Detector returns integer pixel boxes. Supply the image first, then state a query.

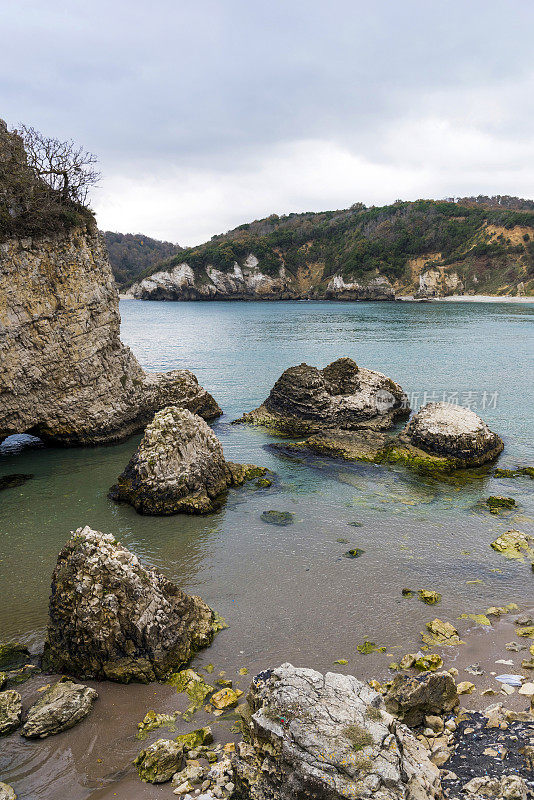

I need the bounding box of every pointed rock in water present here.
[0,690,22,735]
[110,406,266,515]
[384,671,459,726]
[44,526,221,682]
[235,357,409,434]
[232,663,443,800]
[0,126,221,447]
[402,402,504,467]
[21,679,97,738]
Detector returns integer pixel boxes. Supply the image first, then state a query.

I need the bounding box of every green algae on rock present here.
[418,589,442,605]
[421,619,464,647]
[490,529,534,561]
[174,725,213,751]
[494,467,534,479]
[260,510,294,526]
[0,644,30,671]
[459,613,492,626]
[134,738,183,783]
[343,548,365,559]
[110,406,268,515]
[136,710,177,739]
[44,527,221,683]
[167,669,214,719]
[486,496,516,510]
[357,641,386,655]
[0,474,33,491]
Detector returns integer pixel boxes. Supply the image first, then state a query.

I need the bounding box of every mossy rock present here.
[0,643,30,671]
[494,467,534,479]
[356,641,386,655]
[137,710,177,739]
[343,548,365,559]
[418,589,441,605]
[260,510,294,526]
[490,529,534,561]
[343,723,374,751]
[134,738,183,783]
[459,613,491,626]
[486,496,516,509]
[174,725,213,751]
[166,669,214,718]
[210,687,241,710]
[421,619,464,647]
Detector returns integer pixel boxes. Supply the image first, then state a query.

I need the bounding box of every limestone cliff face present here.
[0,225,221,445]
[126,254,395,301]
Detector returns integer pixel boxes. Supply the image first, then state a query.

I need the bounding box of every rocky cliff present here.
[0,226,220,444]
[124,198,534,301]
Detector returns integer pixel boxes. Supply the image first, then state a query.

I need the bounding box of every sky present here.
[2,0,534,245]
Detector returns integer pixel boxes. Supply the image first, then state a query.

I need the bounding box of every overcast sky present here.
[2,0,534,244]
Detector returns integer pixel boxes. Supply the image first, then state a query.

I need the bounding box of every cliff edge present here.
[0,123,220,445]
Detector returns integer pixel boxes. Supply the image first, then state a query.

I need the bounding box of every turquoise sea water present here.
[0,299,533,800]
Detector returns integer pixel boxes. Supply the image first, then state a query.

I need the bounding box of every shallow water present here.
[1,299,533,799]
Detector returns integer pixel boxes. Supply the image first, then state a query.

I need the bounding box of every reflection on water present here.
[0,299,533,799]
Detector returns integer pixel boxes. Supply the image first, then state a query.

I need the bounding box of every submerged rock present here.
[384,671,459,726]
[0,690,22,735]
[134,737,183,783]
[44,526,222,682]
[494,467,534,479]
[402,403,503,467]
[21,679,97,738]
[260,510,294,526]
[0,474,33,491]
[110,406,266,515]
[233,663,443,800]
[0,644,30,671]
[235,357,409,434]
[486,496,516,510]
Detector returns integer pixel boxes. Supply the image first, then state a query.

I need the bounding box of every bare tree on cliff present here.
[17,124,100,207]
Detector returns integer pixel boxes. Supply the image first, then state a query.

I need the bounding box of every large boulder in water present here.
[235,357,409,434]
[233,663,443,800]
[44,526,223,682]
[109,406,266,514]
[402,402,503,467]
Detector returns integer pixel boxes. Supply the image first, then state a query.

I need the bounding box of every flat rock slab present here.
[21,679,98,739]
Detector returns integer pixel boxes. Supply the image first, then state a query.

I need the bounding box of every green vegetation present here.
[103,231,181,285]
[126,197,534,294]
[343,723,374,751]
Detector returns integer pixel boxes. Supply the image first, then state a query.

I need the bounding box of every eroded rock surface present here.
[384,671,459,727]
[233,663,443,800]
[44,526,221,682]
[0,124,220,447]
[134,737,183,783]
[110,406,267,514]
[401,403,503,467]
[0,782,16,800]
[0,690,22,735]
[236,358,409,434]
[21,679,97,738]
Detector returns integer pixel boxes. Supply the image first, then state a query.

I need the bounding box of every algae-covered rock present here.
[136,710,177,738]
[0,782,16,800]
[174,725,213,750]
[459,613,491,626]
[494,467,534,479]
[384,671,459,726]
[357,641,386,655]
[402,403,503,467]
[419,589,442,605]
[343,548,365,559]
[260,510,294,526]
[167,668,214,718]
[486,496,516,510]
[21,679,97,738]
[110,406,265,515]
[0,690,22,735]
[211,687,241,710]
[233,663,442,800]
[399,653,444,672]
[490,530,534,561]
[134,737,183,783]
[44,527,220,682]
[0,644,30,671]
[0,474,33,491]
[235,358,409,434]
[422,619,464,647]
